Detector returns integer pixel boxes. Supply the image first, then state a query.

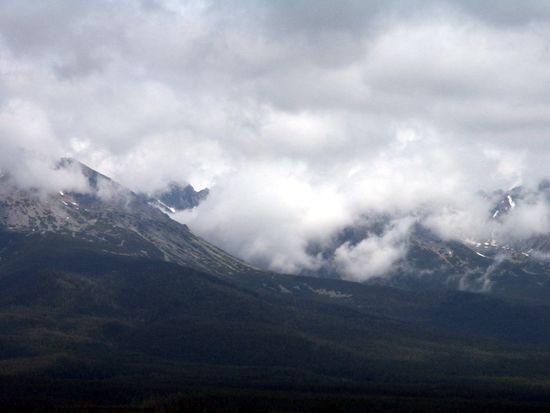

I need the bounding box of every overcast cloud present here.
[2,1,550,277]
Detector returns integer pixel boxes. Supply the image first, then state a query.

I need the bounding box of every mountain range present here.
[302,186,550,306]
[0,160,550,412]
[144,182,209,214]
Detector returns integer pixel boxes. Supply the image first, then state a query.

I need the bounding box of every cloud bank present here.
[2,1,550,278]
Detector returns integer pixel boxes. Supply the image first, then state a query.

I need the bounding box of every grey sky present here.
[2,0,550,275]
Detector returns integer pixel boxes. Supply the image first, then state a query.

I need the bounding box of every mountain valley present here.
[0,162,549,411]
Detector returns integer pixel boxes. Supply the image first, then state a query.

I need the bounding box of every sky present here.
[2,0,550,278]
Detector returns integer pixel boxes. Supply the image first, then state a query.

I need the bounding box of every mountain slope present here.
[0,159,252,276]
[309,197,550,305]
[1,161,550,410]
[1,229,550,407]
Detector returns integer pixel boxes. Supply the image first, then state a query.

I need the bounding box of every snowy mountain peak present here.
[0,160,252,276]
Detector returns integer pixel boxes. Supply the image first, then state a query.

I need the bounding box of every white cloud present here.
[334,218,414,281]
[2,1,550,275]
[176,160,350,273]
